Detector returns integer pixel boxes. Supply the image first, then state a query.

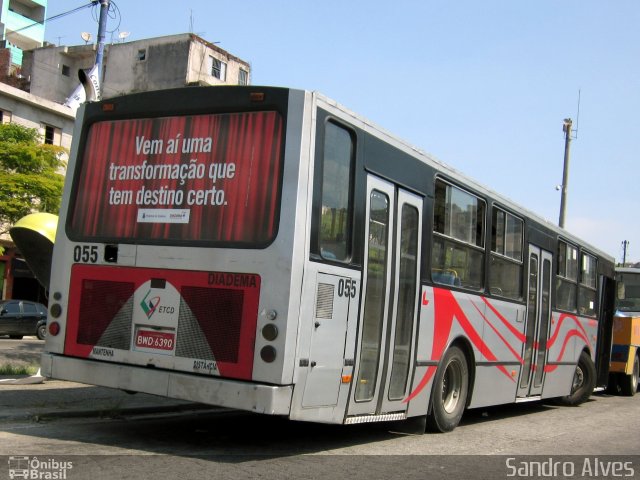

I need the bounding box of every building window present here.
[556,240,578,312]
[0,109,11,124]
[489,207,523,299]
[238,69,248,85]
[137,49,147,61]
[209,56,227,80]
[62,64,70,76]
[432,179,486,290]
[43,124,61,146]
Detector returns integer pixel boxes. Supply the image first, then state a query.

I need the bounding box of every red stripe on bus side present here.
[482,297,527,343]
[404,288,514,404]
[470,299,523,363]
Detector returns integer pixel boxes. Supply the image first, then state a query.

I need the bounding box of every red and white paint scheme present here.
[41,86,615,432]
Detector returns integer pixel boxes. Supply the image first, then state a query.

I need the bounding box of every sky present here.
[42,1,640,264]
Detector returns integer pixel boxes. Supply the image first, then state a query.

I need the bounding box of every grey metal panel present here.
[468,366,519,408]
[301,275,350,408]
[468,299,526,408]
[289,262,361,424]
[249,88,311,386]
[45,103,89,356]
[42,352,293,415]
[540,364,576,399]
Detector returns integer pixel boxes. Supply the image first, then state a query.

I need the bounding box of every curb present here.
[0,373,45,385]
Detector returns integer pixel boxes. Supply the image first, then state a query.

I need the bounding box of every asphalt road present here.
[1,338,639,479]
[1,387,639,479]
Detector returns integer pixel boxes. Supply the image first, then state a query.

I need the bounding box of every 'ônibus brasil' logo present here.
[140,290,161,319]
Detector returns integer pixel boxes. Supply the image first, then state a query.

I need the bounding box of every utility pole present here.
[622,240,630,266]
[558,118,573,228]
[64,0,109,108]
[94,0,110,86]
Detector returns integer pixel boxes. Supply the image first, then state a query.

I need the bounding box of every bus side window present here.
[489,207,524,300]
[431,179,486,290]
[578,252,597,317]
[556,240,578,312]
[319,121,355,262]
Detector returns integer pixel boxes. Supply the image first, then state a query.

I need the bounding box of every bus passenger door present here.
[348,175,422,418]
[517,245,553,398]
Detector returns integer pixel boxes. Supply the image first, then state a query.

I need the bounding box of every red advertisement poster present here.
[70,111,284,244]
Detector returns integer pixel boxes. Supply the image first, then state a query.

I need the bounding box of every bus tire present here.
[557,351,596,406]
[620,354,639,397]
[426,346,469,433]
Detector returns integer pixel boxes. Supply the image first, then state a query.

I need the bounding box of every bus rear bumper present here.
[40,353,293,416]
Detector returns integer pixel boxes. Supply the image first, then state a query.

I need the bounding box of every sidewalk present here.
[0,340,222,422]
[0,376,211,422]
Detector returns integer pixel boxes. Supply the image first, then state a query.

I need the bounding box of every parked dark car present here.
[0,300,48,340]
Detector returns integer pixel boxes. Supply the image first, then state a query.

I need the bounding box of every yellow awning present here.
[10,213,59,289]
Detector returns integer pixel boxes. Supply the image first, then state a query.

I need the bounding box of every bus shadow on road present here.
[459,400,558,427]
[0,394,601,459]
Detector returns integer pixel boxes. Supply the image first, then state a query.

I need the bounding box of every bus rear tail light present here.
[260,346,276,363]
[261,324,278,341]
[49,321,61,336]
[50,303,62,318]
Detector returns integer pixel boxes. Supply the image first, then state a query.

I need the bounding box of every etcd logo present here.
[140,290,161,319]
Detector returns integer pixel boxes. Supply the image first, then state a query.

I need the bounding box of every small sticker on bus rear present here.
[137,209,190,224]
[193,359,218,374]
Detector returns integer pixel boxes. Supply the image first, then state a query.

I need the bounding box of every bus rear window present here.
[69,111,284,246]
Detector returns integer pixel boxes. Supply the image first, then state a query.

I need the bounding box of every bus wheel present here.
[426,346,469,433]
[620,354,639,397]
[558,351,596,406]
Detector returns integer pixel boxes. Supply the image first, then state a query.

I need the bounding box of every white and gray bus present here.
[41,86,616,432]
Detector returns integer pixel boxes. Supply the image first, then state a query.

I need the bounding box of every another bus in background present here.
[610,267,640,396]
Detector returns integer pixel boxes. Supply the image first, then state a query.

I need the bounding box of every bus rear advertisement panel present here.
[69,111,284,245]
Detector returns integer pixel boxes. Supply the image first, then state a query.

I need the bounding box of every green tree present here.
[0,123,67,235]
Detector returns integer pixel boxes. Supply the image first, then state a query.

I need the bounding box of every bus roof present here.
[311,89,614,264]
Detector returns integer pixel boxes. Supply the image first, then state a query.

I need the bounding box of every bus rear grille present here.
[75,282,245,363]
[177,286,244,363]
[77,279,134,349]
